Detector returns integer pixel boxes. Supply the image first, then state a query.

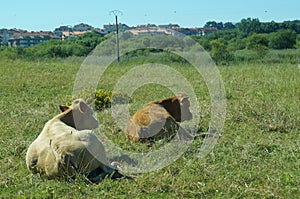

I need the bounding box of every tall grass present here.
[0,58,299,198]
[234,49,300,64]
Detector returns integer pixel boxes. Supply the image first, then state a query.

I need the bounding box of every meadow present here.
[0,57,299,198]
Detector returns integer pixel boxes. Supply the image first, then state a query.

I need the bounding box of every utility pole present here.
[109,10,122,62]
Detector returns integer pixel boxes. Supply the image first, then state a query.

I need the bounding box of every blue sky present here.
[2,0,299,31]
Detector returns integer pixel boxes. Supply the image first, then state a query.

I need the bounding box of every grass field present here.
[0,57,299,198]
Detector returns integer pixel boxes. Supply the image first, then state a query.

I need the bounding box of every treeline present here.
[204,18,300,34]
[198,18,300,51]
[195,28,298,51]
[0,31,105,60]
[194,18,300,65]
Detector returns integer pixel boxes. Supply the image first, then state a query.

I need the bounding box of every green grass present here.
[0,58,299,198]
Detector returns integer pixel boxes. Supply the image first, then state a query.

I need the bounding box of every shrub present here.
[69,88,132,111]
[269,29,297,49]
[253,45,269,59]
[94,89,112,110]
[227,38,247,51]
[0,47,18,59]
[247,33,269,49]
[210,40,233,65]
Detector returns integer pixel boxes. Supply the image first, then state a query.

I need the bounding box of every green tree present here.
[269,29,297,49]
[204,21,217,28]
[280,20,300,34]
[261,21,279,33]
[224,22,236,30]
[196,37,211,51]
[204,21,224,30]
[237,18,262,35]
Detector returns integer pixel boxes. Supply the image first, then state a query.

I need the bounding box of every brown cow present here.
[26,99,124,183]
[125,93,193,142]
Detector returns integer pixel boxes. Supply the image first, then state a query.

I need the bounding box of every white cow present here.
[26,99,123,183]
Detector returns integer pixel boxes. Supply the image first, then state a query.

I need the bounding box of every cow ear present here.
[176,93,188,104]
[79,101,88,113]
[59,105,69,112]
[176,93,189,105]
[180,96,189,102]
[176,93,183,102]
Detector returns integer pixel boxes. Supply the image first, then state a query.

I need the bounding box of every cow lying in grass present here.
[125,93,193,142]
[26,99,124,183]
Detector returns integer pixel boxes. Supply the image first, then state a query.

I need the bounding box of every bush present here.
[227,38,247,51]
[210,40,233,65]
[95,89,132,110]
[94,89,112,110]
[254,45,269,59]
[0,47,18,59]
[269,29,297,49]
[233,50,258,62]
[296,34,300,49]
[69,88,132,111]
[247,33,269,49]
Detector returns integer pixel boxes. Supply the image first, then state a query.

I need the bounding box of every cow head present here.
[176,93,193,122]
[156,92,193,122]
[59,99,99,130]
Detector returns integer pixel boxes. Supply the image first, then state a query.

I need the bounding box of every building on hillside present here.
[73,23,94,31]
[134,24,158,30]
[129,23,181,35]
[174,27,218,36]
[129,28,172,36]
[8,31,60,47]
[158,24,180,29]
[128,24,218,37]
[175,28,202,36]
[93,28,107,35]
[54,23,96,38]
[54,25,72,37]
[54,25,71,32]
[61,30,92,40]
[0,28,27,44]
[200,27,218,36]
[103,23,130,33]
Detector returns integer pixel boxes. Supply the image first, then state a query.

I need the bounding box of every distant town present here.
[0,23,218,47]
